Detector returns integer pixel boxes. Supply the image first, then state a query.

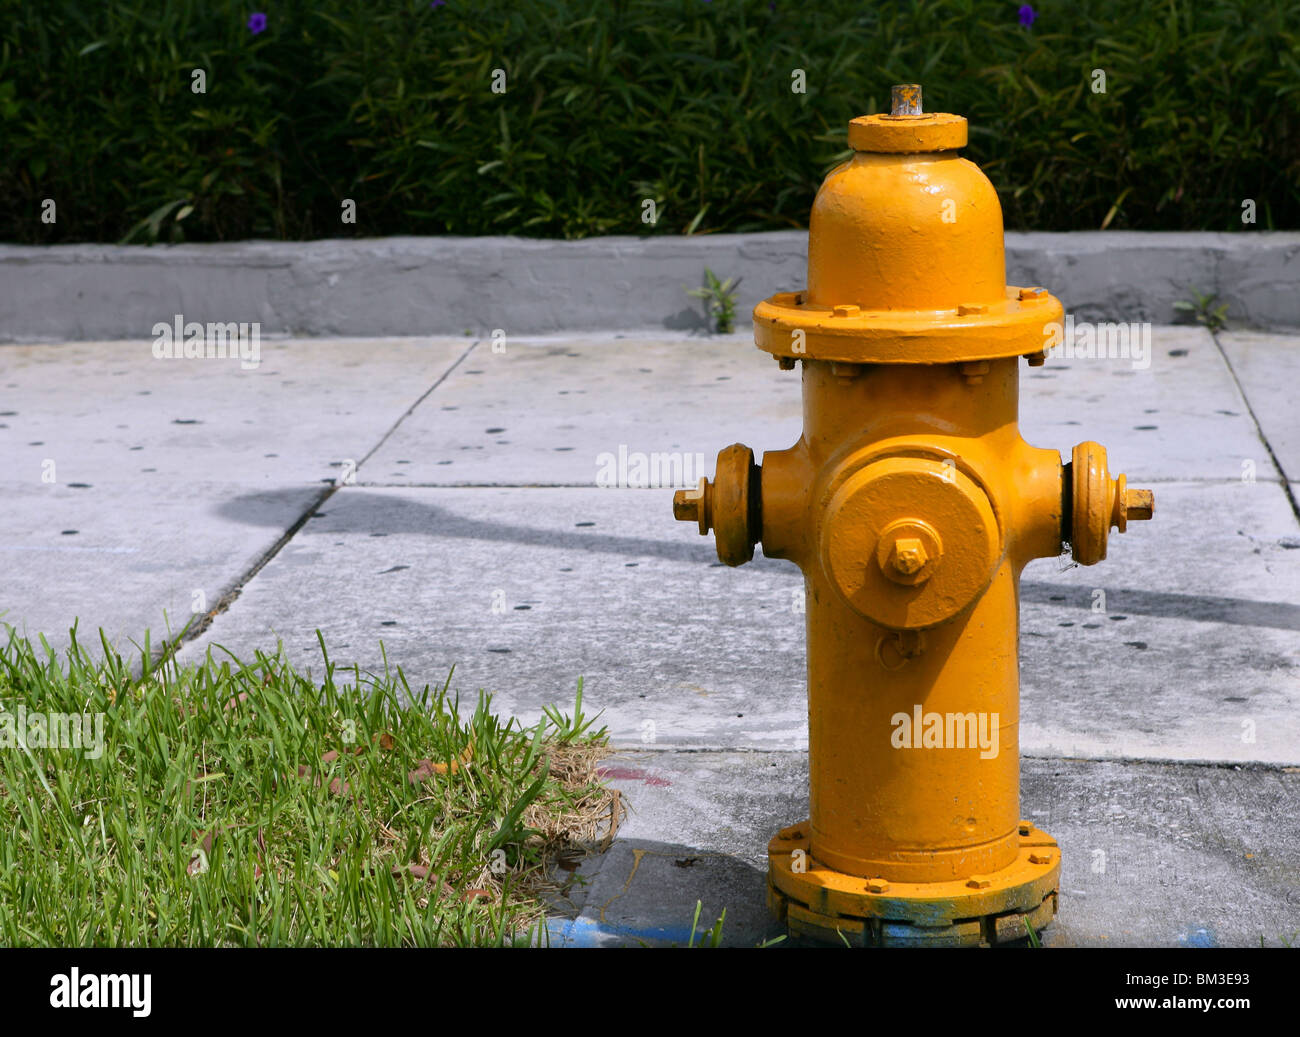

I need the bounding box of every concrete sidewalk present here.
[2,327,1298,946]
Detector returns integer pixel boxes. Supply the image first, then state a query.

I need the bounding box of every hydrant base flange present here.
[767,821,1060,947]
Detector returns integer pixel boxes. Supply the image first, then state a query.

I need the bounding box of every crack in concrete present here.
[1210,327,1300,523]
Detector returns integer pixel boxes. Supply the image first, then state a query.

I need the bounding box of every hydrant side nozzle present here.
[1067,443,1156,564]
[712,443,762,567]
[671,446,762,566]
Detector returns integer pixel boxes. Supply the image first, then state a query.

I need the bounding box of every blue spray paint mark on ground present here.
[547,915,699,947]
[1177,925,1217,948]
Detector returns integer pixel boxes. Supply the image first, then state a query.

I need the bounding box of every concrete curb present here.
[1,231,1297,342]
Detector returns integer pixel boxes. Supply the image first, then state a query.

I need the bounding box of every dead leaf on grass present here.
[407,745,474,785]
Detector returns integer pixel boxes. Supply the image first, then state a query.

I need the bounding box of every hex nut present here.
[1124,487,1154,521]
[672,478,711,536]
[890,537,928,575]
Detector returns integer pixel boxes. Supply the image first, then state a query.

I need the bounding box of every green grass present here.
[686,899,727,947]
[2,0,1296,244]
[0,625,614,946]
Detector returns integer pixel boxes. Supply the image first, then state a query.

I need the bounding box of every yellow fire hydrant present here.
[673,86,1154,947]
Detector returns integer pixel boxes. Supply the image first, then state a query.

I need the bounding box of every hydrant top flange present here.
[753,287,1063,366]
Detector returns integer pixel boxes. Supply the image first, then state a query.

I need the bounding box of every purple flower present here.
[430,0,445,8]
[1018,4,1035,27]
[247,12,267,34]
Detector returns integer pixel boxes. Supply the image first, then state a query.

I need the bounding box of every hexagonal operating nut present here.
[672,478,712,536]
[869,517,945,592]
[1110,472,1155,534]
[1123,487,1155,522]
[889,537,928,576]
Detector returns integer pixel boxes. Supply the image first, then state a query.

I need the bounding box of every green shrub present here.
[1,0,1295,244]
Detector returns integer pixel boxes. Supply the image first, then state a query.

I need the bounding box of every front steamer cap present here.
[820,455,1002,631]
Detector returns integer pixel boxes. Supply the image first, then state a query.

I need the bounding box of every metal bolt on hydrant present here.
[673,86,1154,947]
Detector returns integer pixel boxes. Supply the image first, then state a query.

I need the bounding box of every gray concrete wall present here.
[1,231,1296,342]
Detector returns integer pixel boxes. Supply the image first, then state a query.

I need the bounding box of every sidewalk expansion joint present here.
[354,338,482,472]
[154,482,338,667]
[1211,328,1300,523]
[153,338,483,667]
